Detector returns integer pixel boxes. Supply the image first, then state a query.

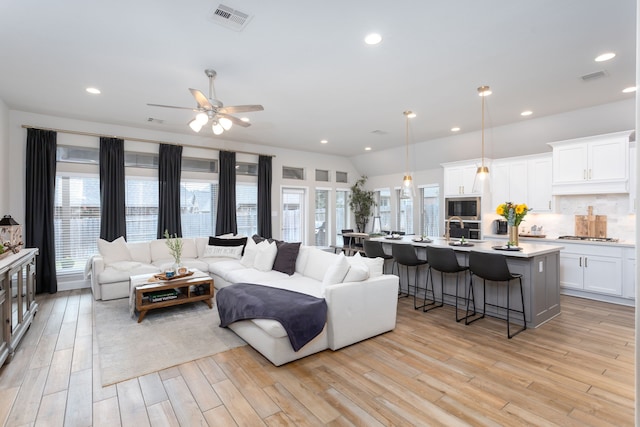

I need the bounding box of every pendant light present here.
[473,85,491,192]
[401,110,416,199]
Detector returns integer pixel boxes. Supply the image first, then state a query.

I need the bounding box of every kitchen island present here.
[371,236,564,328]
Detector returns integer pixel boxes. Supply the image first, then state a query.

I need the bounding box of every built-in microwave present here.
[445,197,481,220]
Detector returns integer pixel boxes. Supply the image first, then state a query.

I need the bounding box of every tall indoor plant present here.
[349,176,376,233]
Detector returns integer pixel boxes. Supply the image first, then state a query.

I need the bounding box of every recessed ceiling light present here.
[86,87,101,94]
[320,139,328,144]
[364,147,372,151]
[451,127,461,132]
[240,117,250,122]
[521,110,533,116]
[595,52,616,62]
[622,86,637,93]
[364,33,382,45]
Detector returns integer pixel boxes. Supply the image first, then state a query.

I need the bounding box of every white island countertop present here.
[370,236,564,258]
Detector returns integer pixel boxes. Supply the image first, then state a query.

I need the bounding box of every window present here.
[182,157,218,173]
[125,152,159,169]
[56,146,99,164]
[420,185,440,237]
[237,183,258,237]
[283,166,304,180]
[126,178,158,242]
[282,188,306,243]
[181,181,218,237]
[315,189,329,246]
[236,162,257,176]
[375,189,391,232]
[54,175,100,275]
[396,189,414,234]
[336,171,348,183]
[335,189,349,245]
[315,169,329,182]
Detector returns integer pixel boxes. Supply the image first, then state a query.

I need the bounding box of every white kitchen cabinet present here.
[622,248,635,300]
[549,131,631,195]
[442,161,485,196]
[527,155,552,212]
[629,142,636,213]
[491,159,528,208]
[559,243,623,296]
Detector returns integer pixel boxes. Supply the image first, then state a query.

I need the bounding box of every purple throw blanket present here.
[216,283,328,352]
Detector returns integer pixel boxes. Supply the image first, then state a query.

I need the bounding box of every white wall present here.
[7,110,360,245]
[0,99,9,215]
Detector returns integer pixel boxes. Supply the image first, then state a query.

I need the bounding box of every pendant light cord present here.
[481,93,485,168]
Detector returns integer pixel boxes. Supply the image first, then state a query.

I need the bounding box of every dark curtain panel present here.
[157,144,183,238]
[99,137,126,241]
[257,155,272,238]
[215,151,237,235]
[25,128,58,294]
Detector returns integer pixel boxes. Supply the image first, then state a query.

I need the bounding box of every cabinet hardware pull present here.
[583,169,586,180]
[579,257,582,267]
[548,200,551,210]
[588,169,592,180]
[585,257,588,267]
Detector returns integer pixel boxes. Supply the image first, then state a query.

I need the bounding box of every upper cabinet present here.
[549,131,631,195]
[491,154,552,212]
[442,160,488,196]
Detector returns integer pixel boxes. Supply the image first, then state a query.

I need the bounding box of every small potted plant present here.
[163,230,186,275]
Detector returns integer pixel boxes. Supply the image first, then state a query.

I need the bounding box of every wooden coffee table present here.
[129,269,214,323]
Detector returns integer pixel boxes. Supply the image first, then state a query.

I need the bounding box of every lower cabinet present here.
[0,248,39,367]
[559,243,626,300]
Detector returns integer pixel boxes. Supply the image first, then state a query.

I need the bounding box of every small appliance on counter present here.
[494,219,508,235]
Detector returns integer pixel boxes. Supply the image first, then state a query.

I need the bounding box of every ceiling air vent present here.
[580,70,608,82]
[210,4,252,31]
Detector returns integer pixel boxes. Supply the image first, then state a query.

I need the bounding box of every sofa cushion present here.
[250,318,288,338]
[344,254,369,282]
[267,275,325,298]
[254,240,277,271]
[361,255,384,278]
[182,238,198,258]
[127,241,151,264]
[272,241,301,275]
[98,236,132,265]
[99,264,160,284]
[323,253,350,286]
[208,259,246,281]
[226,268,290,285]
[203,244,244,259]
[295,246,310,274]
[149,239,172,262]
[303,248,339,282]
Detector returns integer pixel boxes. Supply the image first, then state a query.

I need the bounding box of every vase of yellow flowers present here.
[496,202,529,246]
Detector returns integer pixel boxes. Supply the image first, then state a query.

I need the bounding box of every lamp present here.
[400,110,416,199]
[473,85,491,192]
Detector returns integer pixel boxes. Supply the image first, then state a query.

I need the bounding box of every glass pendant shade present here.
[212,122,224,135]
[188,119,203,132]
[218,117,233,131]
[474,85,491,188]
[195,112,209,125]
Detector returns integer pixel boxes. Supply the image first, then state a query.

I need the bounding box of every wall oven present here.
[445,197,481,220]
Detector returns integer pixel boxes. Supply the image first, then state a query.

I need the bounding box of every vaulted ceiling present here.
[0,0,635,156]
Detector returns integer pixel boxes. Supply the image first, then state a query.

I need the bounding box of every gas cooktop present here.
[557,236,619,242]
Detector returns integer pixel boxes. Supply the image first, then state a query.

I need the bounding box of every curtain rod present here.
[20,124,276,158]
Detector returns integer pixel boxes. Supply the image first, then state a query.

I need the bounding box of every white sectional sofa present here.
[89,235,399,366]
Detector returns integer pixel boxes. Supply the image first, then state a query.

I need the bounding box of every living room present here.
[0,1,638,425]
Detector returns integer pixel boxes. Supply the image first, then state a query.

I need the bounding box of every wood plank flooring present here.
[0,289,634,426]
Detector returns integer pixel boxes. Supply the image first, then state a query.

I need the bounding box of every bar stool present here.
[392,244,428,307]
[423,246,470,321]
[363,240,395,274]
[466,251,526,339]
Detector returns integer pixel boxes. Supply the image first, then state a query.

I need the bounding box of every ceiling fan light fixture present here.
[188,119,203,132]
[212,121,224,135]
[219,117,233,131]
[195,112,209,125]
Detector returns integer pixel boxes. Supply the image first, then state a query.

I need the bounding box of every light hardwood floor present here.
[0,289,634,426]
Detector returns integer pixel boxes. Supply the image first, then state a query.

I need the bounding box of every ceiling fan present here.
[147,69,263,135]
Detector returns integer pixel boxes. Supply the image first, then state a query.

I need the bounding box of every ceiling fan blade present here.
[189,88,214,110]
[147,103,196,111]
[217,113,251,127]
[218,105,264,114]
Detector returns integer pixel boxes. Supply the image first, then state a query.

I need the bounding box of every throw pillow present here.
[322,253,350,286]
[241,237,258,267]
[203,244,244,259]
[272,241,301,275]
[344,253,369,282]
[208,236,248,255]
[253,240,278,271]
[361,255,384,278]
[97,236,132,265]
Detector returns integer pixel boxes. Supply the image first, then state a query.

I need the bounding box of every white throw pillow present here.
[361,256,384,278]
[241,238,258,267]
[97,236,132,265]
[323,253,350,286]
[253,240,278,271]
[203,245,244,259]
[344,253,370,282]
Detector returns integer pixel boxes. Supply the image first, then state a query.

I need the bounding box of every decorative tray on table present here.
[153,271,194,281]
[492,245,522,251]
[412,237,432,243]
[384,235,403,240]
[449,241,474,247]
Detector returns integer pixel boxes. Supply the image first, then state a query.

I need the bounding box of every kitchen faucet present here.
[445,216,465,242]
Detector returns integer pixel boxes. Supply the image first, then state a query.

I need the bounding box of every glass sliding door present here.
[315,189,329,246]
[420,185,440,238]
[282,187,306,243]
[396,189,414,234]
[336,189,349,246]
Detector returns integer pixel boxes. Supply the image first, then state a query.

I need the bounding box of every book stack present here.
[147,288,178,303]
